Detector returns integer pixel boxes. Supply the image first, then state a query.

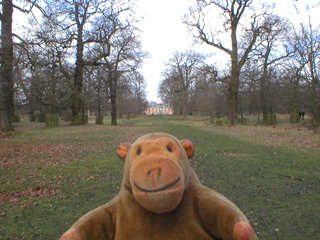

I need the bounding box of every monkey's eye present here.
[137,149,142,155]
[167,146,173,152]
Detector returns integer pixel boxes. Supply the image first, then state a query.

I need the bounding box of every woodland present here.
[0,0,319,132]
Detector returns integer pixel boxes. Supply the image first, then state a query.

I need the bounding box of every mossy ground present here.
[1,115,319,239]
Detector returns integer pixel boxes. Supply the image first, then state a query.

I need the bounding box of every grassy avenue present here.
[1,116,319,239]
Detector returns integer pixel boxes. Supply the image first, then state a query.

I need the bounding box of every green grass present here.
[1,116,319,239]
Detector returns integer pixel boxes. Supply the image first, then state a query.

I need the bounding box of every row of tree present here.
[1,0,147,132]
[159,0,319,127]
[1,0,319,131]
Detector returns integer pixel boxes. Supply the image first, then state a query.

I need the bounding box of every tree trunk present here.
[229,65,240,126]
[109,71,117,125]
[257,112,261,124]
[290,74,300,124]
[228,22,240,126]
[310,79,318,127]
[260,46,273,125]
[110,94,117,125]
[71,37,84,125]
[71,73,84,125]
[0,0,14,132]
[210,112,214,123]
[182,91,188,119]
[71,5,85,125]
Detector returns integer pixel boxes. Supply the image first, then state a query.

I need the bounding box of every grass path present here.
[1,116,319,239]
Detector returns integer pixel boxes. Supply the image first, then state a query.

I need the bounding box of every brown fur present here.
[60,132,257,240]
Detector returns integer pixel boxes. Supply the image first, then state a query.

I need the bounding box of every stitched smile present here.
[134,177,181,193]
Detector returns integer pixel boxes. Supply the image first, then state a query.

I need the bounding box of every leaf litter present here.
[0,123,152,210]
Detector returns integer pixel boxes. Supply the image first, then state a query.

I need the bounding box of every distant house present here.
[144,102,174,115]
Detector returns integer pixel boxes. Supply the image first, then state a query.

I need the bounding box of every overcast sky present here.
[134,0,197,102]
[134,0,320,103]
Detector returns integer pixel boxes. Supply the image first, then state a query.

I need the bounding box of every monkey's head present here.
[117,132,194,214]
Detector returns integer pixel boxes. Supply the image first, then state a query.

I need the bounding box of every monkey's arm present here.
[59,197,118,240]
[198,187,257,240]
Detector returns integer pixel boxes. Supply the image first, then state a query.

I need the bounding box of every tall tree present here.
[194,65,228,122]
[162,50,205,118]
[185,0,265,125]
[116,71,147,118]
[238,61,261,120]
[253,14,290,125]
[93,24,144,125]
[290,20,320,127]
[281,63,304,123]
[128,71,147,114]
[158,74,181,114]
[0,0,37,131]
[85,66,109,120]
[36,0,134,125]
[0,0,14,132]
[17,41,73,115]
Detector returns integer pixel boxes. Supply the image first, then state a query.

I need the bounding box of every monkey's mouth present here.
[134,177,181,193]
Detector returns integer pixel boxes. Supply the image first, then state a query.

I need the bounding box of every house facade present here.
[144,102,174,115]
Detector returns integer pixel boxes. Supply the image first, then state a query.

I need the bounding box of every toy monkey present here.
[60,132,257,240]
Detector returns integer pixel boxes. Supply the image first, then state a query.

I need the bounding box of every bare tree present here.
[162,50,205,118]
[0,0,37,131]
[117,71,147,118]
[289,18,320,127]
[128,71,147,114]
[0,0,14,131]
[14,38,73,118]
[253,14,291,124]
[194,65,229,122]
[35,0,135,125]
[185,0,267,125]
[98,26,144,125]
[280,63,304,123]
[158,75,182,115]
[85,66,109,122]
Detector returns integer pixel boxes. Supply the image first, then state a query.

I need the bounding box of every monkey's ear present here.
[181,140,195,159]
[117,143,132,161]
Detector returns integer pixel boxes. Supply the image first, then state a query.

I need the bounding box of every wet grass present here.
[1,115,319,239]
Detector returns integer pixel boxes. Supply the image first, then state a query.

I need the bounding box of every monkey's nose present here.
[148,168,162,176]
[148,168,162,188]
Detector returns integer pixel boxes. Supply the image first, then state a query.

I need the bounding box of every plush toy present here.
[60,132,257,240]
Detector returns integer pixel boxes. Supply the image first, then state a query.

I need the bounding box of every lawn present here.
[1,116,319,239]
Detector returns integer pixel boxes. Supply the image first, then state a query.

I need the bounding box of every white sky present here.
[134,0,197,102]
[134,0,320,103]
